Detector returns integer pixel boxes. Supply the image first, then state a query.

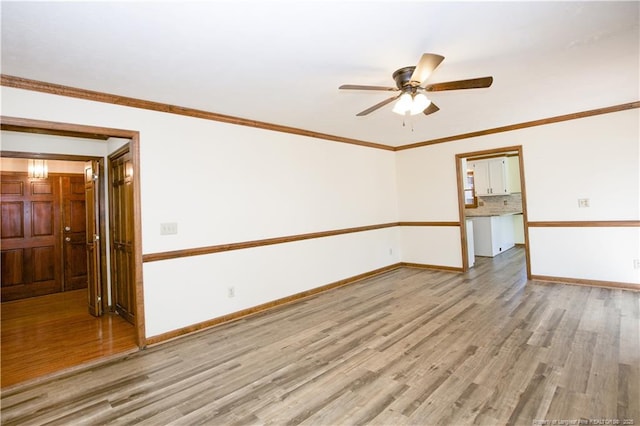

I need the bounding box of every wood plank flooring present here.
[1,247,638,425]
[1,289,137,388]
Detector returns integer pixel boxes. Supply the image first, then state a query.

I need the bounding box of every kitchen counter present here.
[468,215,516,257]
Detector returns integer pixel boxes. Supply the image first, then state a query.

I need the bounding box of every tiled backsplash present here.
[466,193,522,216]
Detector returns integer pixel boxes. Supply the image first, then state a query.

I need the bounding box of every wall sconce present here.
[28,159,48,179]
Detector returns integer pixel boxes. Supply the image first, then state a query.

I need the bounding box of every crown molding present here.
[0,74,394,152]
[2,74,637,152]
[394,101,640,151]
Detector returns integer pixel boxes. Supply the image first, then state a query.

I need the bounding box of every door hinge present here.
[94,234,100,242]
[97,296,101,302]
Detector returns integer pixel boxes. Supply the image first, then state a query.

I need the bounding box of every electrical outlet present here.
[227,286,235,298]
[578,198,590,208]
[633,259,640,270]
[160,222,178,235]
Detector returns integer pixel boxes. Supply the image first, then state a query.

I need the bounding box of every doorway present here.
[0,160,96,302]
[456,145,531,277]
[0,117,145,386]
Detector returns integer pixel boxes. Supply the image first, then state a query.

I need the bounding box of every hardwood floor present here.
[1,289,137,388]
[1,247,638,425]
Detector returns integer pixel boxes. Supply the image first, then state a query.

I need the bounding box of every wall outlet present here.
[160,222,178,235]
[227,286,235,298]
[578,198,590,208]
[633,259,640,270]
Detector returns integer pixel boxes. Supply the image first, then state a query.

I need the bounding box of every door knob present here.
[65,226,71,232]
[65,237,71,242]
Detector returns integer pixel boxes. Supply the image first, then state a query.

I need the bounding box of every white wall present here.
[399,226,462,268]
[396,109,640,285]
[1,86,400,338]
[144,227,399,336]
[2,85,638,339]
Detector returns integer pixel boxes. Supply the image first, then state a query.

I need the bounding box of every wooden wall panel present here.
[31,181,53,195]
[32,246,55,282]
[31,201,54,236]
[1,201,24,238]
[1,180,23,195]
[1,249,23,285]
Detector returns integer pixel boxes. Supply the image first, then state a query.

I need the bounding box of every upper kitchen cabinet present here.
[470,157,509,196]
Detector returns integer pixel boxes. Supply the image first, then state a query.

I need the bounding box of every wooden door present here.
[62,176,88,291]
[110,150,135,324]
[1,173,62,301]
[85,161,102,316]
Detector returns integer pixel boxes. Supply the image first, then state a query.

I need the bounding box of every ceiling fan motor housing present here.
[392,66,419,90]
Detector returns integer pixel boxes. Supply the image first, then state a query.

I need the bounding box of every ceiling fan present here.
[339,53,493,117]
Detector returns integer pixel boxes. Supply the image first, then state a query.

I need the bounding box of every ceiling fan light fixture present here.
[410,93,431,115]
[392,92,431,116]
[392,93,413,115]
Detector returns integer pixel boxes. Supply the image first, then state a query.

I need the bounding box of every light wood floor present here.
[1,248,638,425]
[1,289,137,388]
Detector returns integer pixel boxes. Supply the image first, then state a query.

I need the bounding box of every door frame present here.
[455,145,531,278]
[1,116,145,348]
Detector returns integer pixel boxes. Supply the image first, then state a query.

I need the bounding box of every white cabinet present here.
[470,158,509,196]
[470,215,515,257]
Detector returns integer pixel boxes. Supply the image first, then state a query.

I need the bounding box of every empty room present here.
[1,1,638,425]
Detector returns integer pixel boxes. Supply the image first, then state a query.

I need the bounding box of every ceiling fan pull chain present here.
[401,115,415,131]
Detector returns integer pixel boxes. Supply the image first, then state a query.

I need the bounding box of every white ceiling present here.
[1,1,638,147]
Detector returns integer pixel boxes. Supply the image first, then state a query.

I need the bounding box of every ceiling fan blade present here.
[356,94,401,116]
[425,76,493,92]
[423,102,440,116]
[339,84,398,91]
[410,53,445,85]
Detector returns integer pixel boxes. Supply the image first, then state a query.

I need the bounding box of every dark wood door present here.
[110,150,135,324]
[62,175,88,291]
[1,173,62,301]
[85,161,102,317]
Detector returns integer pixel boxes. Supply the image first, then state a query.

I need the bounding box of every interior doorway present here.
[1,159,99,303]
[455,145,531,278]
[0,117,145,387]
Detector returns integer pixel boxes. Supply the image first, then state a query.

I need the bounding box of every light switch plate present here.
[160,222,178,235]
[578,198,590,208]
